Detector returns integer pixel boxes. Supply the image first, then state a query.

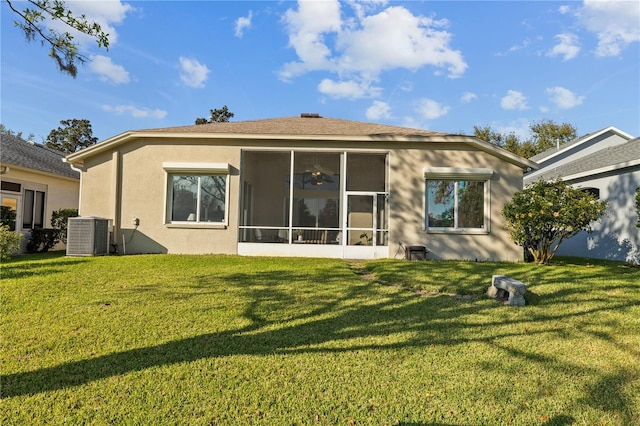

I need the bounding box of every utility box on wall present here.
[66,217,110,256]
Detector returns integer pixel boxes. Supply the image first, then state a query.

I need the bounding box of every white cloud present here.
[365,101,393,120]
[337,6,467,78]
[102,104,167,119]
[497,39,531,56]
[416,98,449,120]
[52,1,134,48]
[547,33,580,61]
[89,54,129,84]
[501,90,528,110]
[461,92,477,103]
[577,0,640,57]
[235,11,253,38]
[494,118,531,141]
[558,5,571,15]
[318,78,381,99]
[280,0,342,80]
[178,57,210,88]
[545,86,585,109]
[280,1,467,96]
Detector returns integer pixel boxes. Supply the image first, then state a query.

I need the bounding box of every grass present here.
[1,252,639,425]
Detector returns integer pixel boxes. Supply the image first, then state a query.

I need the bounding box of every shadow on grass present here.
[1,257,89,280]
[2,257,639,424]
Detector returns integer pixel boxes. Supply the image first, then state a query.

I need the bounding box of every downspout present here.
[63,160,83,216]
[111,151,122,253]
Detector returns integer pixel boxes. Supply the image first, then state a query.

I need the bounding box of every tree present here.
[45,119,98,154]
[473,120,577,158]
[195,105,234,124]
[0,124,34,141]
[4,0,110,77]
[502,179,608,265]
[530,120,577,153]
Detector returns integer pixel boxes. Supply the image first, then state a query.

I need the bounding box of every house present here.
[0,133,80,251]
[524,126,639,263]
[64,115,537,260]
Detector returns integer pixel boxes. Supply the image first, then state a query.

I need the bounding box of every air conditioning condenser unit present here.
[66,217,110,256]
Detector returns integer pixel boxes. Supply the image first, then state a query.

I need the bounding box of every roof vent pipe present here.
[301,113,321,118]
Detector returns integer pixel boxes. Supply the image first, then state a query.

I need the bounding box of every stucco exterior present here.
[1,135,80,252]
[525,128,639,263]
[555,169,640,263]
[67,116,536,261]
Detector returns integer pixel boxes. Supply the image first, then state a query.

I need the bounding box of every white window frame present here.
[423,167,493,234]
[163,162,230,227]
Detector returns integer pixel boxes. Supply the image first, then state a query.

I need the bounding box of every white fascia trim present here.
[424,167,494,180]
[162,162,230,173]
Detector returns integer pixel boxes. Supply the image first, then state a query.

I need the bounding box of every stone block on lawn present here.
[487,275,527,306]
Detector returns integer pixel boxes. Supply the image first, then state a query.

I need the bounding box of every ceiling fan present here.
[304,156,335,186]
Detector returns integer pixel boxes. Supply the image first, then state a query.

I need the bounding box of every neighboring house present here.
[0,134,80,251]
[524,127,639,263]
[65,115,537,261]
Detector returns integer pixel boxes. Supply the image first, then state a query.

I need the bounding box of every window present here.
[582,187,600,199]
[23,189,45,229]
[424,168,492,232]
[164,163,229,225]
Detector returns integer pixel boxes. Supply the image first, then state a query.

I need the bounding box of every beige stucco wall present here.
[1,167,79,250]
[77,137,524,260]
[388,144,524,262]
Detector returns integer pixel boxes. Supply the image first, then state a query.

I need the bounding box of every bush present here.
[51,208,79,244]
[503,179,608,265]
[1,206,17,231]
[0,225,22,260]
[26,229,61,253]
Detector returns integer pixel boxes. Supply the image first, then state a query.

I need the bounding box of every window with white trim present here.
[424,168,493,231]
[164,163,229,225]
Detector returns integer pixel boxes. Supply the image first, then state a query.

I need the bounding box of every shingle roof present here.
[66,115,538,171]
[141,115,449,137]
[525,137,640,183]
[0,133,79,179]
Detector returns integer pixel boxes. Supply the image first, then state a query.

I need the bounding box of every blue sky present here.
[2,0,639,143]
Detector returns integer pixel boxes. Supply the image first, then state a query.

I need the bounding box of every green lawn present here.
[1,253,639,425]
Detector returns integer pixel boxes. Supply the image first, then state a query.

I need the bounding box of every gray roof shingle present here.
[0,133,79,179]
[525,137,640,182]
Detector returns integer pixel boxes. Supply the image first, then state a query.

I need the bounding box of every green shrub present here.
[0,205,17,231]
[26,228,61,253]
[0,224,22,260]
[503,179,608,265]
[51,208,79,244]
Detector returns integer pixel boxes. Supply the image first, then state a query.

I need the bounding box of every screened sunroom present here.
[238,150,389,259]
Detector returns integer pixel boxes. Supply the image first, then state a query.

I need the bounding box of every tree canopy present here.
[45,119,98,154]
[474,120,577,159]
[195,105,235,124]
[502,179,608,265]
[0,124,35,142]
[4,0,110,77]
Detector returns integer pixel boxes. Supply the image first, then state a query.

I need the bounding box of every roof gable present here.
[0,133,79,179]
[530,126,634,163]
